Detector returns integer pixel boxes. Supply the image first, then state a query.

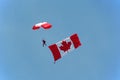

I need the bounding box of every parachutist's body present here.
[42,40,47,47]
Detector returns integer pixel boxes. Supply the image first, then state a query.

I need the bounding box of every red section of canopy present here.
[41,23,52,29]
[32,25,40,30]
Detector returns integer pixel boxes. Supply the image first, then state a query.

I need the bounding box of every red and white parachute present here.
[32,22,52,30]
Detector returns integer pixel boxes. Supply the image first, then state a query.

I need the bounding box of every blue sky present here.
[0,0,120,80]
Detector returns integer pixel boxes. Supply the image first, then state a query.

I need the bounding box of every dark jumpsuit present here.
[42,40,47,47]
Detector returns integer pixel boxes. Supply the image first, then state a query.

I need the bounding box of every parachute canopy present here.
[32,22,52,30]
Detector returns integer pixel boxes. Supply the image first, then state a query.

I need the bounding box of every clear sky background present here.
[0,0,120,80]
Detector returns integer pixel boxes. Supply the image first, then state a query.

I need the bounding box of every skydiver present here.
[42,39,47,47]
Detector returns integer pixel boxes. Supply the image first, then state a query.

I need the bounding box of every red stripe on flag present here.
[70,34,82,48]
[49,44,61,61]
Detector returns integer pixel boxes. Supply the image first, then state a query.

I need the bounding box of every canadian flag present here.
[48,33,82,62]
[32,22,52,30]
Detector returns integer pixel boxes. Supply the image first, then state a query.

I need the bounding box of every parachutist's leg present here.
[43,43,45,47]
[45,43,47,46]
[42,41,47,47]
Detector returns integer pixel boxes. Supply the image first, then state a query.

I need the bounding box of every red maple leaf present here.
[59,41,71,52]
